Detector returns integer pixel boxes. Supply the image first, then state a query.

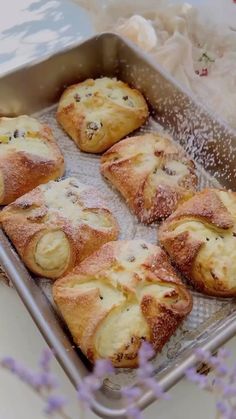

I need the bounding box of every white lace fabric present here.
[74,0,236,131]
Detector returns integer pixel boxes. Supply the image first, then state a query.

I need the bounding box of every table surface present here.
[0,1,235,418]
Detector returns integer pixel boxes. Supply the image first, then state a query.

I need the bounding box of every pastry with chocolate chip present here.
[0,115,64,205]
[0,178,119,279]
[57,77,148,153]
[159,189,236,297]
[53,239,192,367]
[101,132,197,223]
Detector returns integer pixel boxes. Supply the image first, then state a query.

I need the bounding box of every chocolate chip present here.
[87,121,100,131]
[206,237,210,241]
[87,131,94,140]
[13,129,25,138]
[233,232,236,237]
[116,353,123,362]
[86,121,102,140]
[99,296,103,300]
[128,256,135,262]
[13,129,20,138]
[18,202,31,209]
[123,95,128,100]
[69,179,79,188]
[66,190,78,203]
[141,243,148,249]
[163,166,176,176]
[211,271,218,280]
[153,167,158,174]
[74,93,81,102]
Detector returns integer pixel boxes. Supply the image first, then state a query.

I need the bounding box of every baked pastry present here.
[0,115,64,205]
[101,133,197,223]
[57,77,149,153]
[159,189,236,297]
[0,178,119,279]
[53,239,192,367]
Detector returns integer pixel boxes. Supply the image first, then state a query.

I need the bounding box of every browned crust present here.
[57,78,149,153]
[161,188,234,230]
[53,240,192,367]
[0,122,64,205]
[0,179,119,279]
[101,133,198,223]
[141,297,181,352]
[159,189,236,297]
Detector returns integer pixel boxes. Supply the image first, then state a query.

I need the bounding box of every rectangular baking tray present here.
[1,33,236,419]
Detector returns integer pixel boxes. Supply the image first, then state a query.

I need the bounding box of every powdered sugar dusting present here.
[33,101,236,392]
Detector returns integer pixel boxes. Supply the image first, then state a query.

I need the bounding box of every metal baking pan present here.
[1,33,236,419]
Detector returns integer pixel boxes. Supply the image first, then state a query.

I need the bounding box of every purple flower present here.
[1,356,18,372]
[218,348,231,360]
[137,362,154,380]
[1,357,39,390]
[195,348,211,362]
[138,342,155,366]
[142,378,170,400]
[229,364,236,382]
[125,405,143,419]
[215,400,236,419]
[77,381,94,409]
[44,394,67,415]
[185,368,209,389]
[121,386,142,400]
[39,349,53,372]
[216,400,230,415]
[1,354,58,392]
[36,372,58,390]
[84,375,101,392]
[222,385,236,398]
[77,359,114,409]
[93,359,114,378]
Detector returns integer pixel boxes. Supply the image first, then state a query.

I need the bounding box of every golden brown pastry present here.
[57,77,149,153]
[53,239,192,367]
[101,133,197,223]
[0,115,64,205]
[0,178,119,279]
[159,189,236,297]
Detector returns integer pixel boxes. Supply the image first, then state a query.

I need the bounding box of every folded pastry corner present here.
[53,239,192,367]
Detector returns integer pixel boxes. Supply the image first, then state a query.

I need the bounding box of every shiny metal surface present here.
[0,33,236,418]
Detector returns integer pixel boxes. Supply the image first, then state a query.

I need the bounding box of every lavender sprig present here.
[121,342,169,419]
[186,347,236,419]
[1,349,70,419]
[77,359,114,408]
